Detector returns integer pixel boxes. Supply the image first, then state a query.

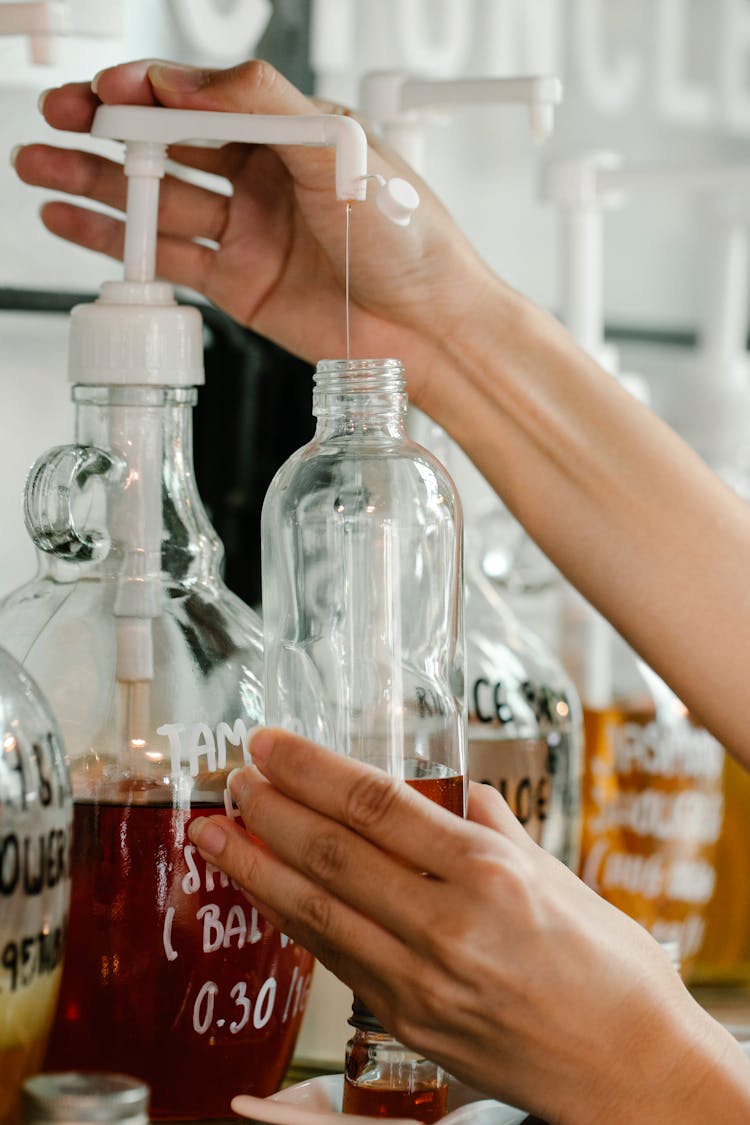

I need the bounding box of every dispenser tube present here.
[123,142,167,283]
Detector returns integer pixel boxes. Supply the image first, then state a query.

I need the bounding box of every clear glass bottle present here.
[465,557,582,868]
[0,287,314,1117]
[0,648,71,1125]
[262,357,466,799]
[261,358,465,1119]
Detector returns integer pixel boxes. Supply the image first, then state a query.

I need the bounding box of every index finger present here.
[40,60,165,134]
[246,727,476,880]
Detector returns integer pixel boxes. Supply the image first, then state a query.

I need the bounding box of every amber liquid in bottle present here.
[343,1075,448,1123]
[342,771,462,1123]
[579,706,723,976]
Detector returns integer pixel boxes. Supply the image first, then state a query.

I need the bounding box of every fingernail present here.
[9,144,22,169]
[250,728,275,767]
[148,62,208,93]
[37,88,52,114]
[227,767,247,801]
[189,816,227,858]
[91,69,105,95]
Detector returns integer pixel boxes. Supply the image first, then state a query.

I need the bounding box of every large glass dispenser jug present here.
[261,357,466,1119]
[0,648,71,1125]
[0,285,313,1117]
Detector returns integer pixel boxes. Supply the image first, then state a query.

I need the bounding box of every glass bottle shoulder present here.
[264,436,460,528]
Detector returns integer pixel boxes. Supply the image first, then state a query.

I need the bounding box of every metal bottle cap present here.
[22,1073,149,1125]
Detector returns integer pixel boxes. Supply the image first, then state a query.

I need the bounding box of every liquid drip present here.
[345,201,351,360]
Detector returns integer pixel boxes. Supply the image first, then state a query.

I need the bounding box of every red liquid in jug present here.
[44,802,314,1119]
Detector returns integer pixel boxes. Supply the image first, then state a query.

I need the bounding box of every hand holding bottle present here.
[188,727,750,1125]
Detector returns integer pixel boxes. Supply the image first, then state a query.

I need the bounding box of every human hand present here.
[12,58,498,410]
[187,728,750,1125]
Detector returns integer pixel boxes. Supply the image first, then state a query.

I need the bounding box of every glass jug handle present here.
[24,443,124,562]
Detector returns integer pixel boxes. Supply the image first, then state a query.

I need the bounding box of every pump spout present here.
[92,105,369,202]
[360,71,563,174]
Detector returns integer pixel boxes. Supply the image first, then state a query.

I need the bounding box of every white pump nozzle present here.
[360,71,563,175]
[92,105,370,203]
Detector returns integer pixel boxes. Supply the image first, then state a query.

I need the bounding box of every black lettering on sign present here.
[472,679,515,725]
[415,687,446,719]
[0,833,20,895]
[0,923,66,992]
[481,777,549,826]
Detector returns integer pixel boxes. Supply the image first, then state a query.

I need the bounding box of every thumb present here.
[147,58,315,115]
[147,59,349,197]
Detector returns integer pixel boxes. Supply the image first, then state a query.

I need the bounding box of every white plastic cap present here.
[69,281,205,387]
[376,177,420,226]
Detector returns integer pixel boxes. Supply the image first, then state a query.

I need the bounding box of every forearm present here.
[421,269,750,762]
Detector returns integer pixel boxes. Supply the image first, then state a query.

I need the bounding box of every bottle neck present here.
[71,384,223,585]
[312,358,408,440]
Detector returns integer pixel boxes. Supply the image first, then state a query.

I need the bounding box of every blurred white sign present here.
[313,0,750,137]
[168,0,271,64]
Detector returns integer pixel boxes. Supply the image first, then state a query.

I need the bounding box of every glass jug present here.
[466,559,582,868]
[0,647,71,1125]
[0,380,313,1118]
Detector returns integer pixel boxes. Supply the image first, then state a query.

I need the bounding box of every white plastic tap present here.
[541,151,624,372]
[0,1,120,65]
[0,1,68,65]
[543,153,750,380]
[360,71,563,174]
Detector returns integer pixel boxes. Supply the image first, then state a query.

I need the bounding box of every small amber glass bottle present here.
[342,998,447,1124]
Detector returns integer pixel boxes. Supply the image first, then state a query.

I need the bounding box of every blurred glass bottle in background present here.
[563,591,724,976]
[0,648,71,1125]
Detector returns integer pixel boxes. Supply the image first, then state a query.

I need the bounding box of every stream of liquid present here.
[345,201,351,359]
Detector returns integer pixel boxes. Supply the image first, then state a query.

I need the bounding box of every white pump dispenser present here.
[360,71,563,173]
[70,104,418,687]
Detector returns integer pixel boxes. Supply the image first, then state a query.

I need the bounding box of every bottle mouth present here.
[313,358,407,418]
[314,357,405,394]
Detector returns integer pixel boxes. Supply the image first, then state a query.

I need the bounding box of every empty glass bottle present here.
[0,284,313,1118]
[262,356,466,797]
[563,592,724,975]
[261,357,465,1120]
